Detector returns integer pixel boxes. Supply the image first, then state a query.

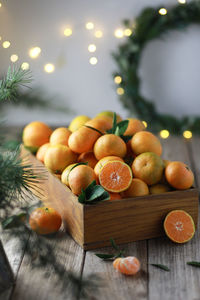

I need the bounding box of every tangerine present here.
[61,163,77,187]
[68,115,90,132]
[124,118,145,136]
[131,131,162,156]
[113,256,140,275]
[50,127,71,146]
[94,156,124,178]
[121,178,149,198]
[78,152,98,169]
[149,183,170,194]
[36,143,51,163]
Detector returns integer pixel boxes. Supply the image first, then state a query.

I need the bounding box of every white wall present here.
[0,0,200,125]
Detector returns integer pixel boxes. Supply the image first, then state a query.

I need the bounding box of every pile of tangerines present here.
[22,111,194,200]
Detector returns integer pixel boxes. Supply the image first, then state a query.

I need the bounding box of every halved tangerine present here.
[164,210,195,243]
[99,160,132,193]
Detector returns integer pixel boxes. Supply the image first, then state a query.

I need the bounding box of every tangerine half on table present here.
[164,210,195,243]
[99,160,132,193]
[113,256,141,275]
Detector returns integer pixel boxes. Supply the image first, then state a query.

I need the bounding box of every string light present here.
[64,28,72,37]
[44,63,55,73]
[21,62,29,70]
[29,47,41,59]
[124,28,132,36]
[88,44,96,53]
[142,121,147,128]
[178,0,186,3]
[183,130,192,139]
[159,8,168,15]
[95,30,103,38]
[86,22,94,30]
[0,37,2,41]
[114,76,122,84]
[10,54,18,63]
[117,87,124,95]
[0,3,2,8]
[160,129,170,139]
[89,57,98,65]
[2,41,11,48]
[114,29,124,38]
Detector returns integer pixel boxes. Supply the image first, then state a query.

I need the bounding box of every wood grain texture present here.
[148,136,200,300]
[82,241,147,300]
[11,229,84,300]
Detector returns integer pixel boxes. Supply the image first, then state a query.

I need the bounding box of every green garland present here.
[113,0,200,135]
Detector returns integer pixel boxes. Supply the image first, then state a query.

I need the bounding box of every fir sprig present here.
[0,66,32,102]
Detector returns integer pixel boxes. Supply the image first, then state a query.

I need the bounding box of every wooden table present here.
[1,134,200,300]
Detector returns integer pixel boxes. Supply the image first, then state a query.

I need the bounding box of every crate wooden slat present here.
[21,145,199,250]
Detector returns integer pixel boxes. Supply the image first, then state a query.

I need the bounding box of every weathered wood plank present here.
[11,229,84,300]
[82,241,148,300]
[148,136,200,300]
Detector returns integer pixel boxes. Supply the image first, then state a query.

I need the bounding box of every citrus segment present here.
[113,256,140,275]
[164,210,195,243]
[99,160,132,193]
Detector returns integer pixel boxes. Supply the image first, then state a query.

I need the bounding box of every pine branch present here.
[0,66,32,102]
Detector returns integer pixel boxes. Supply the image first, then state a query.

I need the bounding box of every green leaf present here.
[187,261,200,268]
[95,253,116,260]
[151,264,170,271]
[120,135,133,143]
[2,212,27,229]
[84,125,103,136]
[110,238,119,251]
[114,120,129,136]
[78,181,110,204]
[107,112,117,134]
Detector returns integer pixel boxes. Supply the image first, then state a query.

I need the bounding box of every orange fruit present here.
[149,183,170,194]
[44,145,77,173]
[164,210,195,243]
[96,111,122,123]
[132,152,164,185]
[94,156,124,177]
[99,160,132,193]
[36,143,51,163]
[108,192,122,201]
[68,115,90,132]
[165,161,194,190]
[29,207,62,235]
[94,134,127,160]
[68,165,96,195]
[68,126,101,154]
[50,127,71,146]
[78,152,98,169]
[85,116,113,132]
[61,163,77,187]
[22,121,52,153]
[124,118,145,136]
[113,256,140,275]
[131,131,162,156]
[121,178,149,198]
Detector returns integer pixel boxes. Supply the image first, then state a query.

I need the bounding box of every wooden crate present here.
[21,146,199,250]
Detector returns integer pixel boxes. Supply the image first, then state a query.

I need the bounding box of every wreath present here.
[113,1,200,135]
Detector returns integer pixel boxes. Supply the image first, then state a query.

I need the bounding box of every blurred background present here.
[0,0,200,125]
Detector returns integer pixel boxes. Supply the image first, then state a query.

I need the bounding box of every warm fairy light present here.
[86,22,94,30]
[183,130,192,139]
[0,36,2,41]
[124,28,132,36]
[160,130,170,139]
[44,63,55,73]
[89,57,98,65]
[117,87,124,95]
[2,41,11,48]
[10,54,19,63]
[114,76,122,84]
[64,28,72,36]
[21,62,29,70]
[0,3,2,8]
[29,47,41,59]
[142,121,147,128]
[114,29,124,38]
[178,0,186,3]
[88,44,96,53]
[95,30,103,38]
[159,8,168,15]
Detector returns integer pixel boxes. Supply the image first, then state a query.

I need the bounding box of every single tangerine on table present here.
[124,118,145,136]
[113,256,140,275]
[121,178,149,198]
[29,207,62,235]
[68,126,101,154]
[164,210,195,243]
[94,134,127,160]
[78,151,98,169]
[23,121,52,153]
[94,156,124,178]
[68,164,96,195]
[50,127,71,146]
[99,160,132,193]
[131,131,162,156]
[165,161,194,190]
[36,143,51,163]
[44,144,77,173]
